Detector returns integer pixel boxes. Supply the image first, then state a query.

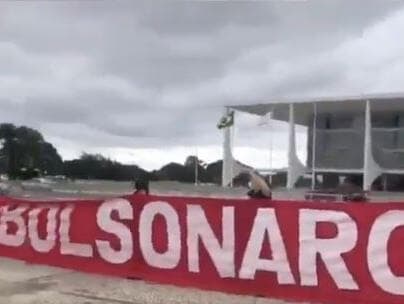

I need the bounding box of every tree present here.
[63,153,155,181]
[0,123,63,179]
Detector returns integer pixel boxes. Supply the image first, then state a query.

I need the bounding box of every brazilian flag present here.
[217,111,234,129]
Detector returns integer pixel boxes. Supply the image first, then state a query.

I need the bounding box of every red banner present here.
[1,194,404,304]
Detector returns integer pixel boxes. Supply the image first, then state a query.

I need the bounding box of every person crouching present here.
[247,171,272,199]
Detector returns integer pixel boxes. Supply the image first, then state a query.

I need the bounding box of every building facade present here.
[307,111,404,189]
[230,93,404,190]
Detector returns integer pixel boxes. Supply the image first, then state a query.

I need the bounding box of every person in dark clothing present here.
[336,176,366,201]
[133,178,149,195]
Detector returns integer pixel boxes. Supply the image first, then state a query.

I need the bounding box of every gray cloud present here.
[1,0,404,168]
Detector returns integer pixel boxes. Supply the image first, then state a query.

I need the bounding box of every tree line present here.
[0,123,224,183]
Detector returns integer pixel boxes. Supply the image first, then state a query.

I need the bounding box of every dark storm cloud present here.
[1,0,404,164]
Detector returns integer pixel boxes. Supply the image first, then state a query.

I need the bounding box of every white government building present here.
[222,93,404,191]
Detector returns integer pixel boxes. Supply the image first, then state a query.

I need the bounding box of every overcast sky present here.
[1,1,404,170]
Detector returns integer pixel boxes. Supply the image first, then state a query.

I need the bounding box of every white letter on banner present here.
[0,205,28,247]
[187,205,235,278]
[368,211,404,295]
[28,206,58,253]
[59,205,93,257]
[96,198,133,264]
[139,201,181,269]
[239,208,294,284]
[299,209,358,290]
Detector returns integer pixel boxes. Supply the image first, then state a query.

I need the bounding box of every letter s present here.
[96,198,133,264]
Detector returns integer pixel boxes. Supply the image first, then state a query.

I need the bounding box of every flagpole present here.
[230,118,235,188]
[269,115,273,185]
[269,117,273,170]
[311,103,317,190]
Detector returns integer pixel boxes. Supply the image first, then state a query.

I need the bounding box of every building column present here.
[287,104,306,189]
[222,108,233,187]
[363,100,382,191]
